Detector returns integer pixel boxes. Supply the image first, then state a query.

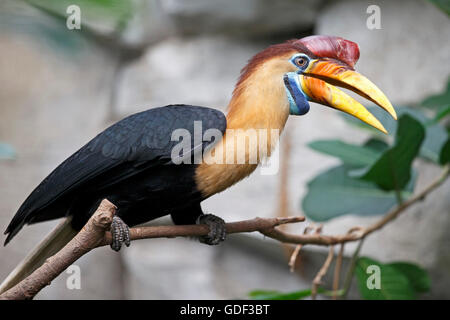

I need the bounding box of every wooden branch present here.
[0,203,305,300]
[1,165,447,300]
[264,165,449,246]
[288,225,318,272]
[341,239,365,299]
[332,243,345,300]
[0,200,117,300]
[311,246,334,300]
[98,215,305,247]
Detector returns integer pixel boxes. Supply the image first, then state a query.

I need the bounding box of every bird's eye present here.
[294,56,308,68]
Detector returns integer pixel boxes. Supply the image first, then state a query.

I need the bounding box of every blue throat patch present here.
[283,73,310,116]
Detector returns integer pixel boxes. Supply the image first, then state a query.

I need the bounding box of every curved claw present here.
[196,214,226,245]
[110,216,130,252]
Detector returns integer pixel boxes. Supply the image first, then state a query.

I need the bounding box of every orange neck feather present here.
[195,58,291,197]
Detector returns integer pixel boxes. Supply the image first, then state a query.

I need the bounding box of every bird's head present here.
[230,35,396,133]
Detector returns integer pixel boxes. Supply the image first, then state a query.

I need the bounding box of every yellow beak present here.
[300,59,397,134]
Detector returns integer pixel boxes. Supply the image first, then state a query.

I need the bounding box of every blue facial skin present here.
[284,53,311,116]
[284,72,310,115]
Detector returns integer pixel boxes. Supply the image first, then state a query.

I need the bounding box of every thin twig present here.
[341,239,365,299]
[278,126,292,220]
[262,165,449,246]
[332,243,345,300]
[311,246,334,300]
[288,225,317,272]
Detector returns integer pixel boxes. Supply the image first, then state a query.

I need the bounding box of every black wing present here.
[4,105,226,243]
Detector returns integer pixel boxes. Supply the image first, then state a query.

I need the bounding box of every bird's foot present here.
[110,216,130,252]
[196,214,226,245]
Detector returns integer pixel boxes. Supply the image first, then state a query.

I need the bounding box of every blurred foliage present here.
[303,113,430,221]
[302,165,415,221]
[340,106,449,164]
[0,0,135,56]
[421,78,450,110]
[434,105,450,123]
[303,82,450,222]
[301,83,448,299]
[25,0,133,31]
[426,0,450,16]
[248,289,321,300]
[349,115,424,191]
[355,257,430,300]
[0,143,16,160]
[308,139,385,167]
[254,81,448,300]
[440,139,450,164]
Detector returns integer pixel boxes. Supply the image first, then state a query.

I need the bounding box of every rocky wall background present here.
[0,0,448,299]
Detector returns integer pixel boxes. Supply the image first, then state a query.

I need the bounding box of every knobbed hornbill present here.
[1,35,396,292]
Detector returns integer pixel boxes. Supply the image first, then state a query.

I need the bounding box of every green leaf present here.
[350,115,425,190]
[396,109,448,165]
[0,143,15,160]
[355,257,416,300]
[341,106,449,164]
[421,122,449,163]
[440,138,450,164]
[434,105,450,122]
[308,140,383,167]
[25,0,133,32]
[363,138,389,153]
[249,289,316,300]
[422,79,450,109]
[426,0,450,16]
[302,165,414,221]
[388,263,430,293]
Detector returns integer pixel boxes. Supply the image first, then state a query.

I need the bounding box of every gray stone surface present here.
[117,0,450,299]
[120,0,175,47]
[316,0,450,104]
[314,0,450,297]
[88,0,323,48]
[114,34,364,299]
[0,0,449,299]
[116,36,260,116]
[159,0,321,36]
[0,18,123,299]
[122,232,358,299]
